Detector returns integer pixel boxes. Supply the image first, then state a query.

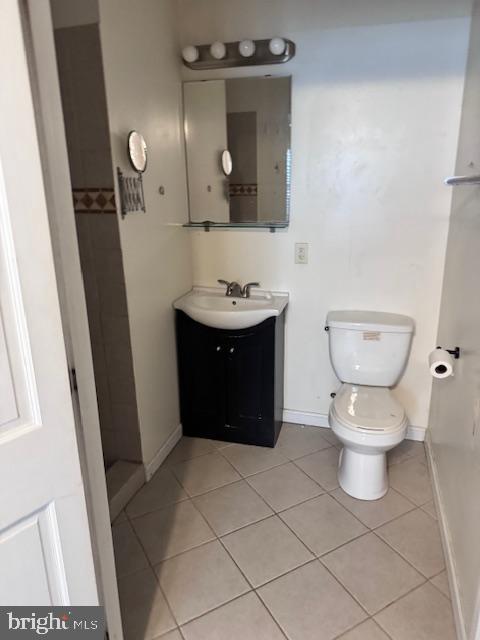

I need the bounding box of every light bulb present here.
[269,37,286,56]
[210,41,226,60]
[182,45,199,63]
[238,39,256,58]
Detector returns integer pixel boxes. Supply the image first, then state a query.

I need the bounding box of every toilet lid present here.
[332,384,406,432]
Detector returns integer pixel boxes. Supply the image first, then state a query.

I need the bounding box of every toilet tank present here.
[326,310,414,387]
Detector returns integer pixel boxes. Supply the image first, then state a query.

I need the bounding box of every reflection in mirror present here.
[221,149,233,176]
[127,130,147,173]
[183,76,291,226]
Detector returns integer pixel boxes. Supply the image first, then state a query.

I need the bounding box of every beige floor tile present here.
[112,510,127,525]
[421,500,438,520]
[430,570,451,599]
[156,630,183,640]
[181,592,285,640]
[112,520,149,579]
[294,447,340,490]
[172,452,241,496]
[221,515,313,587]
[322,532,424,614]
[317,426,342,448]
[276,423,331,459]
[331,487,415,529]
[376,509,445,577]
[164,437,216,466]
[258,561,367,640]
[280,494,367,556]
[388,440,426,466]
[338,619,390,639]
[247,462,323,512]
[193,480,273,536]
[131,500,215,564]
[126,467,188,518]
[209,439,234,450]
[118,567,176,640]
[222,444,288,477]
[155,540,250,624]
[375,582,455,640]
[389,457,432,506]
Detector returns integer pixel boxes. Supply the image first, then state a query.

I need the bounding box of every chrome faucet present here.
[218,279,260,298]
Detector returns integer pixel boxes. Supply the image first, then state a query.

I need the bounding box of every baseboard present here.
[283,409,426,442]
[405,425,426,442]
[283,409,329,428]
[107,461,145,523]
[144,423,182,481]
[425,433,467,640]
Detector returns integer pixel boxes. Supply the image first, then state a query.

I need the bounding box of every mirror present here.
[127,130,147,173]
[183,76,291,226]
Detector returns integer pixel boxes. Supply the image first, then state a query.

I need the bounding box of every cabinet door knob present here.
[229,347,235,354]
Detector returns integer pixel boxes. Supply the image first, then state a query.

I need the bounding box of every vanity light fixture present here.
[182,45,199,63]
[181,37,295,70]
[238,39,256,57]
[210,41,226,60]
[269,37,287,55]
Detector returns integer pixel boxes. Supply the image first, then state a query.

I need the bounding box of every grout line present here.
[177,591,253,631]
[125,495,190,522]
[372,579,431,621]
[331,617,394,640]
[125,516,182,630]
[326,487,417,532]
[118,435,443,638]
[371,525,442,580]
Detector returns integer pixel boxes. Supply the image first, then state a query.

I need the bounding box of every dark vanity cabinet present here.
[176,311,285,447]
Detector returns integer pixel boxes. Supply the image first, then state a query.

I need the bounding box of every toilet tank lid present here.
[326,310,414,333]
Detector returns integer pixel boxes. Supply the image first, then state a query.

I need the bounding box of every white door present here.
[0,1,98,605]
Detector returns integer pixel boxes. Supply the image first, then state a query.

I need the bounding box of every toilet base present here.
[338,446,388,501]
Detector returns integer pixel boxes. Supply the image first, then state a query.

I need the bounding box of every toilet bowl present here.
[329,384,407,500]
[325,310,414,501]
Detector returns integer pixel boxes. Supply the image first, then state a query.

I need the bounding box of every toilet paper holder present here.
[436,346,461,360]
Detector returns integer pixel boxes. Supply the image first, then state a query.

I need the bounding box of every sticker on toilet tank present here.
[363,331,381,341]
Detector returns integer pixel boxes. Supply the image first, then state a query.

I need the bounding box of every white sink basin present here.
[174,286,289,330]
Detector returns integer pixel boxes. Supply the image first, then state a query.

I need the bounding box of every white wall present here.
[99,0,192,466]
[178,0,471,430]
[429,1,480,636]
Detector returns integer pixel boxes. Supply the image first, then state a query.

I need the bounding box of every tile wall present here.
[55,23,141,466]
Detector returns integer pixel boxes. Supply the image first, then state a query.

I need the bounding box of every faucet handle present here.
[218,279,231,295]
[242,282,260,298]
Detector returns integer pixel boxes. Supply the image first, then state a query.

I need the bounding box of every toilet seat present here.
[331,384,406,434]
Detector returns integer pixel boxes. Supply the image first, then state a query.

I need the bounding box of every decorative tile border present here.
[73,188,116,214]
[228,183,258,197]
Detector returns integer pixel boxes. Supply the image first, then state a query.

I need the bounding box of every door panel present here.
[226,322,275,439]
[177,312,226,434]
[0,504,69,606]
[0,0,97,606]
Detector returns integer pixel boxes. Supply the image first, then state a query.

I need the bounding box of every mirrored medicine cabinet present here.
[183,75,291,231]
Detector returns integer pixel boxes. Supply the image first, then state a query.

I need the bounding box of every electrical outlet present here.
[295,242,309,264]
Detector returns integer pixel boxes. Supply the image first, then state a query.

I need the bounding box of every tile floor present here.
[112,424,456,640]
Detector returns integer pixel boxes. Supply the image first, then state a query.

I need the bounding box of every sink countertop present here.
[173,286,289,330]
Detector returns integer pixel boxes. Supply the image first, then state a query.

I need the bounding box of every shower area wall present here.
[54,22,143,515]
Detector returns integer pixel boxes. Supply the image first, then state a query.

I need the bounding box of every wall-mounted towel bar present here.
[445,174,480,186]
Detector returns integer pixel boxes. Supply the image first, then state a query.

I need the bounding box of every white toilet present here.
[326,310,414,501]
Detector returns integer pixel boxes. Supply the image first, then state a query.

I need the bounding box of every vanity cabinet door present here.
[225,320,275,445]
[176,312,227,436]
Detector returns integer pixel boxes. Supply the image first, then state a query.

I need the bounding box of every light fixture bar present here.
[182,38,295,70]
